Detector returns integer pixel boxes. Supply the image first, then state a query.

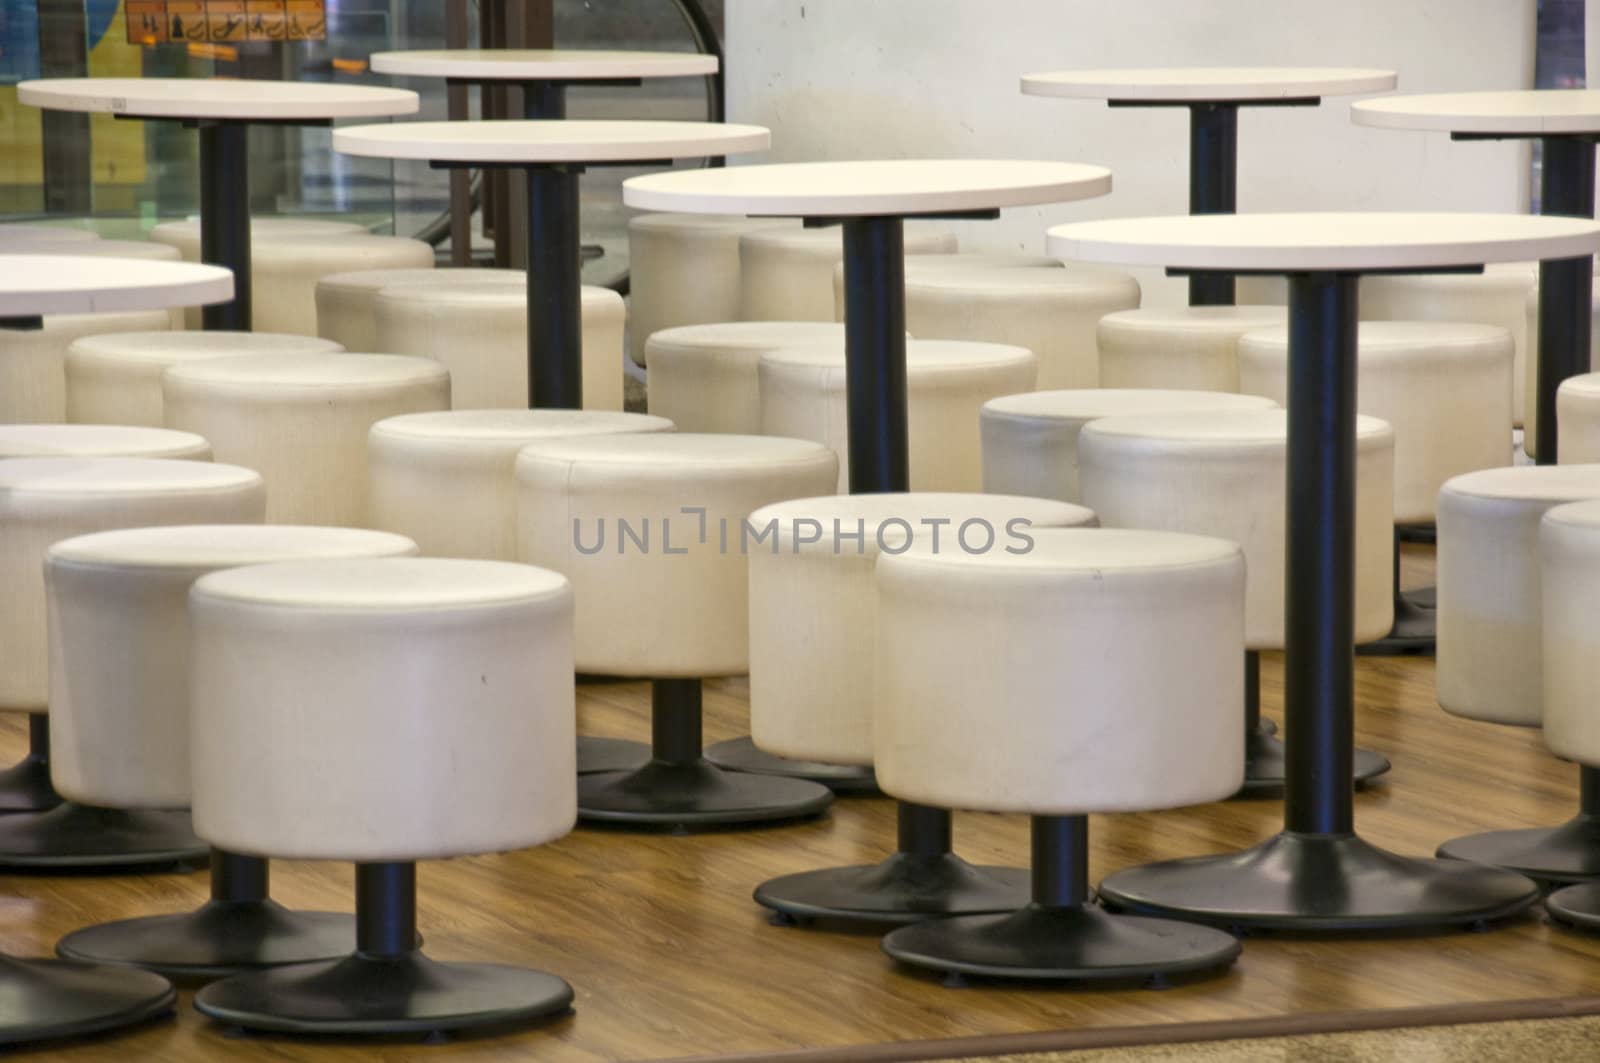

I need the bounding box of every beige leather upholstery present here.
[370,409,674,560]
[874,528,1246,813]
[980,388,1278,503]
[190,557,576,861]
[1526,280,1600,461]
[1556,372,1600,464]
[1437,465,1600,726]
[45,525,418,808]
[830,253,1064,318]
[163,353,450,525]
[1,311,174,423]
[1079,409,1396,648]
[739,223,957,322]
[1541,500,1600,764]
[0,456,265,713]
[515,433,838,677]
[904,266,1140,390]
[1098,305,1284,392]
[316,267,521,352]
[646,322,845,434]
[0,423,211,462]
[373,281,625,411]
[749,493,1096,766]
[148,217,365,260]
[1239,321,1514,523]
[67,330,343,427]
[761,340,1037,492]
[627,213,794,366]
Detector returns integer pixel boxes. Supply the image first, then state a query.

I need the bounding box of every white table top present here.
[1351,90,1600,135]
[333,119,769,163]
[623,160,1112,217]
[1046,213,1600,272]
[17,78,418,121]
[0,255,233,317]
[1021,67,1396,102]
[370,49,717,81]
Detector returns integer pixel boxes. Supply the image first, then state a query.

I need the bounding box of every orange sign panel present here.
[206,0,247,42]
[125,0,170,43]
[126,0,325,44]
[287,1,325,41]
[246,1,286,41]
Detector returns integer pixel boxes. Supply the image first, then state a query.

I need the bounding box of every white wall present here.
[726,0,1535,305]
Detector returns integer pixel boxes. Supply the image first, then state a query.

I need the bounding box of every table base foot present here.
[755,852,1030,929]
[1437,814,1600,885]
[0,956,174,1046]
[577,759,832,830]
[0,803,205,870]
[575,737,649,776]
[704,737,879,794]
[1234,734,1390,799]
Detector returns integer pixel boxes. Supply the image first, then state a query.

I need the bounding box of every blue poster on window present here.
[0,2,41,85]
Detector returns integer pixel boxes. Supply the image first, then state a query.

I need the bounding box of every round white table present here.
[625,158,1111,921]
[1022,67,1396,304]
[371,49,716,119]
[0,254,232,328]
[335,119,767,409]
[17,78,418,332]
[1047,211,1600,933]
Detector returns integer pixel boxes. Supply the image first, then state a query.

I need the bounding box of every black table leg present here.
[1236,650,1392,799]
[1097,271,1540,930]
[525,164,583,409]
[1534,136,1597,465]
[198,121,251,332]
[1188,104,1237,307]
[0,714,63,813]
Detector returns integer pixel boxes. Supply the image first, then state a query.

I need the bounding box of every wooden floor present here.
[9,545,1600,1062]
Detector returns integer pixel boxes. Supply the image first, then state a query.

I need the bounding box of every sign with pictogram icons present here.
[126,0,324,44]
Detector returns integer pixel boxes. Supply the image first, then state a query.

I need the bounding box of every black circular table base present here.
[0,754,61,815]
[1098,832,1540,932]
[0,955,174,1046]
[1436,816,1600,885]
[193,951,573,1037]
[1357,592,1436,657]
[0,803,205,870]
[880,903,1241,984]
[56,899,355,983]
[577,759,833,829]
[575,737,650,776]
[1546,881,1600,932]
[755,852,1031,928]
[1235,733,1391,799]
[703,737,880,794]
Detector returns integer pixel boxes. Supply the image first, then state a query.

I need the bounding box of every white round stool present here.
[1097,305,1285,392]
[163,353,450,526]
[1539,500,1600,926]
[1434,465,1600,883]
[2,310,174,424]
[49,525,417,979]
[830,253,1064,318]
[761,340,1037,492]
[739,223,957,322]
[980,388,1278,503]
[373,281,625,411]
[148,217,365,259]
[316,266,520,352]
[1240,321,1515,654]
[627,213,794,366]
[744,493,1097,926]
[1557,372,1600,463]
[903,266,1140,390]
[875,528,1245,982]
[1527,280,1600,461]
[67,330,343,428]
[646,321,844,434]
[0,456,264,868]
[516,433,838,828]
[248,235,435,336]
[1079,409,1395,796]
[189,557,576,1036]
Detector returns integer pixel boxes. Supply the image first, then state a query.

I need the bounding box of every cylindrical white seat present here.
[1437,465,1600,726]
[1556,372,1600,464]
[148,217,366,260]
[0,423,212,462]
[874,527,1245,812]
[830,253,1063,318]
[903,266,1141,390]
[739,223,957,322]
[248,236,435,336]
[980,388,1279,504]
[1079,409,1396,648]
[1097,305,1285,392]
[516,434,838,677]
[190,557,574,861]
[0,457,265,716]
[761,340,1037,492]
[2,311,175,424]
[45,525,418,809]
[370,409,674,560]
[67,331,344,428]
[1542,499,1600,763]
[316,267,520,352]
[646,322,845,434]
[1526,280,1600,461]
[373,281,625,411]
[749,494,1096,766]
[1361,262,1536,430]
[627,213,794,367]
[163,353,450,525]
[1239,322,1514,523]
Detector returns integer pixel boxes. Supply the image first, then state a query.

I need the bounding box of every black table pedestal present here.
[0,716,63,813]
[197,121,252,332]
[56,850,353,981]
[0,802,205,871]
[576,736,650,775]
[1533,136,1597,465]
[1099,271,1541,931]
[0,955,174,1045]
[1438,764,1600,885]
[881,816,1239,984]
[1236,652,1390,799]
[703,737,879,794]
